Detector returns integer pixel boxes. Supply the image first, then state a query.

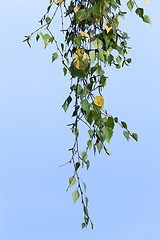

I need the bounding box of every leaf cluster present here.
[24,0,150,229]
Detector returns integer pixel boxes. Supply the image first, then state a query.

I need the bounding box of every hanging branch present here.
[24,0,151,229]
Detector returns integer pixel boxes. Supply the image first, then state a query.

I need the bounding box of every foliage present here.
[24,0,150,229]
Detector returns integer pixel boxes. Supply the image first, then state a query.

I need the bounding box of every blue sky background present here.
[0,1,160,239]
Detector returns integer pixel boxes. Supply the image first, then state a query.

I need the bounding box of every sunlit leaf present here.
[93,38,103,49]
[73,49,89,70]
[143,15,151,24]
[76,9,88,21]
[127,0,134,12]
[40,32,53,47]
[104,21,112,33]
[53,0,64,6]
[74,5,81,13]
[94,96,104,107]
[69,176,76,188]
[114,17,119,27]
[72,190,79,203]
[89,50,96,65]
[79,31,89,42]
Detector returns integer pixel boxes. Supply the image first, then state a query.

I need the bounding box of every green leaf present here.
[81,99,90,111]
[36,34,40,41]
[93,38,103,49]
[106,117,115,129]
[102,126,113,141]
[69,176,76,188]
[97,49,106,63]
[99,132,106,143]
[77,84,83,98]
[100,75,107,86]
[123,130,130,141]
[84,206,88,217]
[114,117,118,123]
[89,50,96,65]
[85,196,89,207]
[40,32,53,47]
[81,151,87,161]
[82,222,85,229]
[116,56,122,64]
[132,133,138,141]
[75,162,80,171]
[62,102,68,112]
[87,140,92,149]
[76,9,88,20]
[107,54,114,65]
[91,221,94,229]
[45,16,51,24]
[122,32,129,39]
[63,67,67,76]
[116,0,121,5]
[92,3,101,17]
[96,142,103,153]
[126,58,132,63]
[135,8,144,18]
[72,190,79,203]
[143,15,151,24]
[127,0,134,12]
[87,160,90,170]
[52,52,58,62]
[88,129,94,138]
[121,121,127,129]
[74,35,82,48]
[72,128,79,137]
[62,96,72,112]
[61,43,64,51]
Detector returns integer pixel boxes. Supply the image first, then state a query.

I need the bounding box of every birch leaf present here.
[94,96,104,107]
[53,0,64,6]
[79,31,89,42]
[73,49,89,70]
[105,21,112,33]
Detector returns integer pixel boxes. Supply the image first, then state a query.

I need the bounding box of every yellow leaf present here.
[94,96,104,107]
[144,0,149,4]
[126,47,130,52]
[104,21,112,33]
[53,0,64,6]
[73,49,89,70]
[114,17,119,27]
[95,17,100,23]
[104,6,110,14]
[74,5,81,13]
[79,31,89,42]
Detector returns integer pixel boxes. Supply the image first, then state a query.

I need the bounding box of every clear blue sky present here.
[0,1,160,239]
